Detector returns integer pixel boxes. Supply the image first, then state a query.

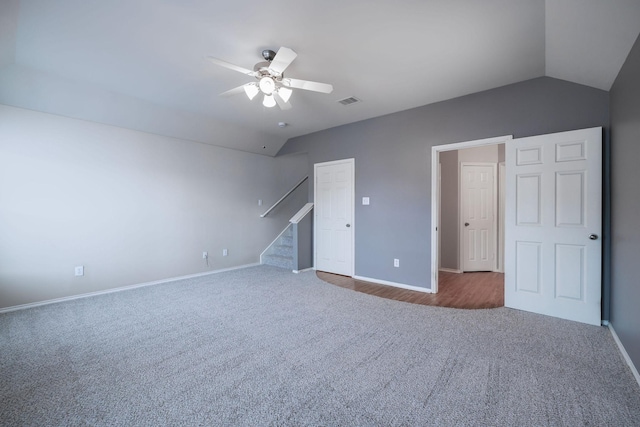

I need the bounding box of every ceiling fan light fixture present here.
[244,83,259,100]
[262,94,276,108]
[210,46,334,111]
[277,86,292,103]
[259,77,276,95]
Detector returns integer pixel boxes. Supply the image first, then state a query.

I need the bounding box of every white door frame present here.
[430,135,512,292]
[459,162,498,272]
[313,158,355,276]
[497,162,506,273]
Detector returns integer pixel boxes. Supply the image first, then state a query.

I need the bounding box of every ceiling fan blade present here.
[282,78,333,94]
[206,56,257,76]
[268,47,297,75]
[219,84,249,97]
[274,92,292,110]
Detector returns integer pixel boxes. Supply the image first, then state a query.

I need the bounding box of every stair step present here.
[273,244,293,256]
[280,235,293,246]
[263,254,294,270]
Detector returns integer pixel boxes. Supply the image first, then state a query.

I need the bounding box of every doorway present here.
[431,128,602,325]
[431,135,512,293]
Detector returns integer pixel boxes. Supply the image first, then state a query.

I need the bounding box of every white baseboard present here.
[293,268,314,274]
[353,275,433,293]
[439,268,462,274]
[608,323,640,388]
[0,263,260,314]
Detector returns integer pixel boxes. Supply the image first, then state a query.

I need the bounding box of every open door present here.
[505,127,602,325]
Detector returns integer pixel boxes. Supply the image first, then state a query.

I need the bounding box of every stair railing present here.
[260,176,308,218]
[289,202,314,224]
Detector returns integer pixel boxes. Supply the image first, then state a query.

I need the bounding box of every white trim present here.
[431,149,439,293]
[260,224,293,264]
[439,268,463,274]
[314,158,355,277]
[290,202,314,224]
[608,324,640,387]
[434,135,513,153]
[0,263,260,314]
[292,267,314,274]
[353,275,434,293]
[437,162,441,270]
[497,162,506,273]
[431,135,512,293]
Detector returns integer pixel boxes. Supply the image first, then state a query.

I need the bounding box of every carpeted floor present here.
[1,265,639,426]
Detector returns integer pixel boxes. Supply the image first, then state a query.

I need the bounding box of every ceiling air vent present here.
[338,96,361,106]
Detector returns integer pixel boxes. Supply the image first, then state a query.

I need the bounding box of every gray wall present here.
[439,150,458,270]
[0,105,306,309]
[278,77,609,290]
[610,34,640,371]
[0,63,285,156]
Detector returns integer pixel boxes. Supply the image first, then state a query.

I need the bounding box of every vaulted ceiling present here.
[1,0,639,156]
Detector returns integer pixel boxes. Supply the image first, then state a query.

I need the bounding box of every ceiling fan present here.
[206,47,334,110]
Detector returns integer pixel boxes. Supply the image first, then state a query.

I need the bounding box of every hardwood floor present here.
[316,270,504,309]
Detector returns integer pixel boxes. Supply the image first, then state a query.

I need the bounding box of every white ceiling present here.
[1,0,639,156]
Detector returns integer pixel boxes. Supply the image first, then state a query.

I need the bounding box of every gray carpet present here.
[1,265,639,426]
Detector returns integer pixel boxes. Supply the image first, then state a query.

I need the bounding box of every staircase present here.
[261,225,294,270]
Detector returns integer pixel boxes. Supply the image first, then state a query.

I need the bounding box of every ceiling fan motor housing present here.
[262,49,277,62]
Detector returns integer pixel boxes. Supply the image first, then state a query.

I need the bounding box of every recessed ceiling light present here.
[278,122,288,128]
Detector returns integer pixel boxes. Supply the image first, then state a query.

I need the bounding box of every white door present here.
[461,163,497,272]
[505,127,602,325]
[314,159,354,276]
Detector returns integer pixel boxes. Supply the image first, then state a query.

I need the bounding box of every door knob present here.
[589,234,598,240]
[346,224,351,228]
[464,222,470,227]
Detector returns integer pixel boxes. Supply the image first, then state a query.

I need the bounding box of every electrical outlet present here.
[258,199,263,206]
[75,266,84,276]
[223,249,228,256]
[202,252,208,259]
[393,259,399,268]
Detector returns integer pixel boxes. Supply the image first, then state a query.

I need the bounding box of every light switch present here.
[362,197,370,205]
